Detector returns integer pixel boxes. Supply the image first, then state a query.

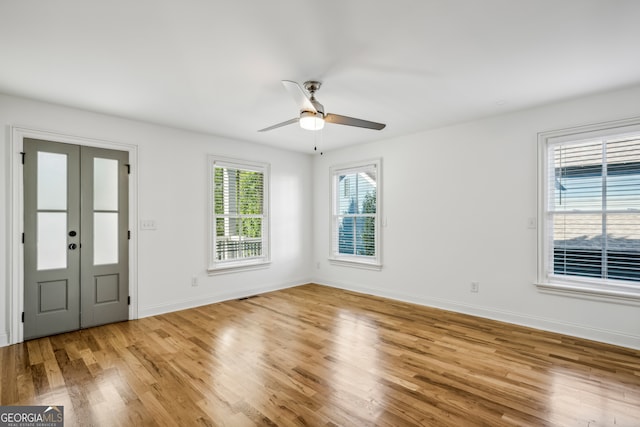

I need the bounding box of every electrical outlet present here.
[470,282,479,293]
[191,276,198,287]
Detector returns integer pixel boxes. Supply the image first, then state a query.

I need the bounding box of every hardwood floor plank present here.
[2,284,639,426]
[0,345,19,403]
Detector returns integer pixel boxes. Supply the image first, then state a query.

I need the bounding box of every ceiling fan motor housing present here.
[303,81,324,114]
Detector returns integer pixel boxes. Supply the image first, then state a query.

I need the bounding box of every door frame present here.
[9,126,138,345]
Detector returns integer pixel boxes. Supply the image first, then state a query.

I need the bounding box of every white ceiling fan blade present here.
[258,117,299,132]
[282,80,317,113]
[324,113,386,130]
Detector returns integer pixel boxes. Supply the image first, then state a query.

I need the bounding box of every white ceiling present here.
[1,1,639,153]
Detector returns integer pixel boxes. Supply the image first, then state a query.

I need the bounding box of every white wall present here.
[3,85,640,350]
[312,84,640,350]
[0,93,313,346]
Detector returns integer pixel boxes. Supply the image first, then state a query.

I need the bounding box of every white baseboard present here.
[138,279,306,319]
[316,279,640,351]
[0,333,8,348]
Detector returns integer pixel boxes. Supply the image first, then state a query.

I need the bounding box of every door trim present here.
[9,126,138,345]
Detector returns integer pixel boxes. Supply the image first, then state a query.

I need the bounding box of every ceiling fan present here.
[258,80,386,132]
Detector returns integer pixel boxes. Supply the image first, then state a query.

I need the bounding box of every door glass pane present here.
[94,158,118,210]
[94,212,118,265]
[37,212,67,270]
[37,152,67,210]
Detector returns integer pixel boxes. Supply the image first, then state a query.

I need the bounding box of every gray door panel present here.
[80,146,129,328]
[23,139,81,339]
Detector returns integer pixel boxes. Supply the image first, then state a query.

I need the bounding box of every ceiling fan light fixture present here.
[299,111,324,130]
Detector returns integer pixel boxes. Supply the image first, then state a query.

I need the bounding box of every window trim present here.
[536,117,640,303]
[329,159,382,270]
[208,155,270,274]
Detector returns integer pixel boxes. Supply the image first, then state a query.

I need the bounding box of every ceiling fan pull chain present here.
[314,125,318,153]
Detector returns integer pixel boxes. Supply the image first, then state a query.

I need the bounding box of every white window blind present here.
[546,135,640,284]
[331,160,381,268]
[209,157,269,271]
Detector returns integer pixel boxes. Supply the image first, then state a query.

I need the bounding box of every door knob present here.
[68,243,78,250]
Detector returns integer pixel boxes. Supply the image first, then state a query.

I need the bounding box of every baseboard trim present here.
[138,279,306,319]
[315,280,640,350]
[0,333,8,348]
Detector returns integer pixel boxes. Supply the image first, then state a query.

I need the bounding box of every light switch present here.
[140,219,157,230]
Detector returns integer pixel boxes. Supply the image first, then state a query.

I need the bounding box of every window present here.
[209,157,269,272]
[330,159,381,269]
[538,118,640,300]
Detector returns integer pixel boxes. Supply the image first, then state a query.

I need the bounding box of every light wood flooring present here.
[1,284,639,426]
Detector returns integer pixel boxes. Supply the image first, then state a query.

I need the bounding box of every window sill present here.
[535,280,640,306]
[329,258,382,271]
[208,260,270,275]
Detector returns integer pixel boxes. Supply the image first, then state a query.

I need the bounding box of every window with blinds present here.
[330,160,381,268]
[544,131,640,287]
[209,157,269,271]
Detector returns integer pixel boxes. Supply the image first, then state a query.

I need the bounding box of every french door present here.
[23,138,129,340]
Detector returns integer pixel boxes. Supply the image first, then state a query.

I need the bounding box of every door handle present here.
[69,243,78,250]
